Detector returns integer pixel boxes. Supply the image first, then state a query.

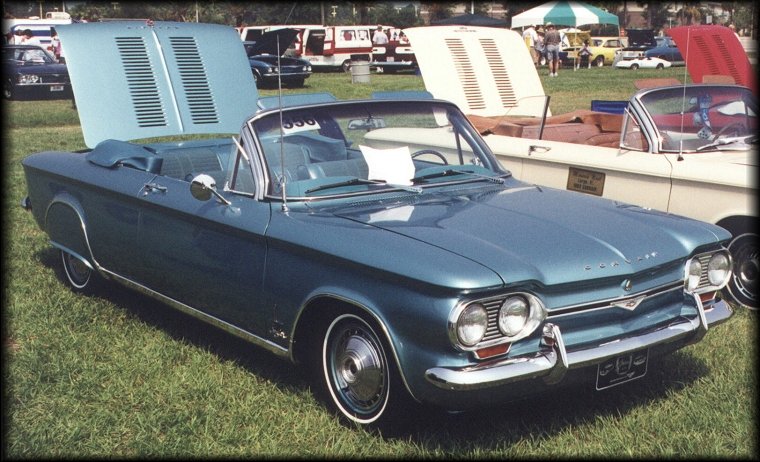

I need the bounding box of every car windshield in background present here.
[250,101,503,198]
[640,85,757,152]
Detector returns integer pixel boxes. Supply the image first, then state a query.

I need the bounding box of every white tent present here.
[511,1,619,29]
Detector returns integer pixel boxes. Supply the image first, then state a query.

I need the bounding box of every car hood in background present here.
[57,21,257,148]
[625,29,656,48]
[332,183,723,288]
[667,25,756,92]
[245,28,299,57]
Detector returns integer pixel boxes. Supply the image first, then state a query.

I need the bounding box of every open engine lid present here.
[58,21,258,148]
[667,25,756,93]
[404,26,549,118]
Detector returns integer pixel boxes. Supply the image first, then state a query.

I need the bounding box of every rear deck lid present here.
[667,25,756,93]
[404,26,549,118]
[58,21,258,148]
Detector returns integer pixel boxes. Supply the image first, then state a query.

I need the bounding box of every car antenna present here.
[676,27,692,162]
[276,34,289,212]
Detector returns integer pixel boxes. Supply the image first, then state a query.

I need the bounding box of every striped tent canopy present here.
[511,1,619,29]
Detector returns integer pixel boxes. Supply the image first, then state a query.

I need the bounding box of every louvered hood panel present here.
[404,26,548,118]
[58,21,258,148]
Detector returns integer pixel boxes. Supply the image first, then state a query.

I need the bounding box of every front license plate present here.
[50,85,64,92]
[596,349,648,390]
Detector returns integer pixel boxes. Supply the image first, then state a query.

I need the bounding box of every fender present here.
[44,192,100,272]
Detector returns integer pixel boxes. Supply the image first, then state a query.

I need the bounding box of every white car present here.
[615,56,672,70]
[401,25,758,309]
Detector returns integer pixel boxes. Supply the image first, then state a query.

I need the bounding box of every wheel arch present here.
[44,193,97,270]
[290,294,421,403]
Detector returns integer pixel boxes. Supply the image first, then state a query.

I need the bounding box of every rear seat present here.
[159,146,228,186]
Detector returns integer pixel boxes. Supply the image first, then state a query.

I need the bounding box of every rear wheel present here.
[3,79,14,100]
[60,250,101,294]
[341,60,351,73]
[594,56,604,67]
[630,63,639,70]
[727,232,758,309]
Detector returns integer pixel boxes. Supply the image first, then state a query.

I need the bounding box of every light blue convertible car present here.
[21,21,734,432]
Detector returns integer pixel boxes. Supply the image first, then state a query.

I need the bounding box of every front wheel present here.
[594,56,604,67]
[630,63,639,70]
[341,60,351,73]
[316,312,413,431]
[3,79,14,100]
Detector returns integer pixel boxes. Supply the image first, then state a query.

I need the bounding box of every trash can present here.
[350,60,371,84]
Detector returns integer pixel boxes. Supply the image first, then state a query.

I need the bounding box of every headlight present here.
[685,258,702,292]
[456,303,488,347]
[498,296,529,336]
[305,65,312,72]
[19,74,40,84]
[707,252,731,287]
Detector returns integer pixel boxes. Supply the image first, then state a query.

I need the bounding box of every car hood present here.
[331,182,724,287]
[625,29,656,48]
[15,62,68,73]
[245,28,299,57]
[249,55,306,66]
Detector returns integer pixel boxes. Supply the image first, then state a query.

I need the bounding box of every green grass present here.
[3,67,757,458]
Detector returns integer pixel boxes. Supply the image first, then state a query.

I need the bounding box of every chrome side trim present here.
[100,267,290,359]
[425,298,732,391]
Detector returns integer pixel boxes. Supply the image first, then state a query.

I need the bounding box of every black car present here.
[3,44,72,100]
[244,29,312,88]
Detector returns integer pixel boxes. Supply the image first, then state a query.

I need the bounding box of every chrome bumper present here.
[425,295,733,391]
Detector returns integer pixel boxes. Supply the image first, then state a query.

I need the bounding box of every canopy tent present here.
[431,13,507,28]
[511,1,619,29]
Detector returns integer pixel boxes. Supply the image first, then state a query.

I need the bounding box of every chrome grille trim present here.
[547,281,683,318]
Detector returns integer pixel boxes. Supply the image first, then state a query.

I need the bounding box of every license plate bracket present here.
[596,349,648,390]
[50,85,64,92]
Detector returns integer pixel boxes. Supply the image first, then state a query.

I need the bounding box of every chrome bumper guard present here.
[425,294,733,391]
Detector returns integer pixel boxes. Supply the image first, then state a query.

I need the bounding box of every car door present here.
[136,174,272,337]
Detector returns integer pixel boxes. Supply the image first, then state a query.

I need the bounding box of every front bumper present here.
[425,294,732,391]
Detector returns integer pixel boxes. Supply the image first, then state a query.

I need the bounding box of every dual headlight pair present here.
[684,250,732,294]
[452,293,546,350]
[18,74,41,84]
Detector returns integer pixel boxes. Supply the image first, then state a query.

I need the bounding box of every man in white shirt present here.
[522,25,538,66]
[372,26,388,45]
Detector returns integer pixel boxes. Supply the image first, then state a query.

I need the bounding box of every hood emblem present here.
[611,294,647,311]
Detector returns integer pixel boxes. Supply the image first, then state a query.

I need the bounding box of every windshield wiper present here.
[305,178,422,194]
[695,135,755,152]
[411,169,510,184]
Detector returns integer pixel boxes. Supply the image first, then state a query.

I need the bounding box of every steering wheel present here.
[411,149,448,165]
[713,122,747,140]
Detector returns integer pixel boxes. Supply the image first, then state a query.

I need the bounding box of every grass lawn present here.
[3,65,757,458]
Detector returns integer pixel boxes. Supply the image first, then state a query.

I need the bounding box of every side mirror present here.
[190,174,230,205]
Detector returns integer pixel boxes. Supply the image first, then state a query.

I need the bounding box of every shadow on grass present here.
[37,246,712,447]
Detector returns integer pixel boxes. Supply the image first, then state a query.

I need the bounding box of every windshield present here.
[638,85,757,152]
[249,100,505,199]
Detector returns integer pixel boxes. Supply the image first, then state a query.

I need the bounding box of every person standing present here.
[522,25,538,66]
[544,23,561,77]
[534,29,545,66]
[372,25,388,45]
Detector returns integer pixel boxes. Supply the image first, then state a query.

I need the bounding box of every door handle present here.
[142,182,167,195]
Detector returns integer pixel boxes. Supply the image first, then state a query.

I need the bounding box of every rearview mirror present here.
[348,118,386,130]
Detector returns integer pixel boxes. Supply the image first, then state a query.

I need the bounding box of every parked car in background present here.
[407,24,758,310]
[615,56,672,69]
[644,35,684,65]
[614,28,657,63]
[243,28,312,88]
[588,36,626,66]
[22,21,736,433]
[2,44,71,100]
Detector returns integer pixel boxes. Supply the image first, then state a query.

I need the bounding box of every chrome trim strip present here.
[100,267,290,359]
[425,299,732,391]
